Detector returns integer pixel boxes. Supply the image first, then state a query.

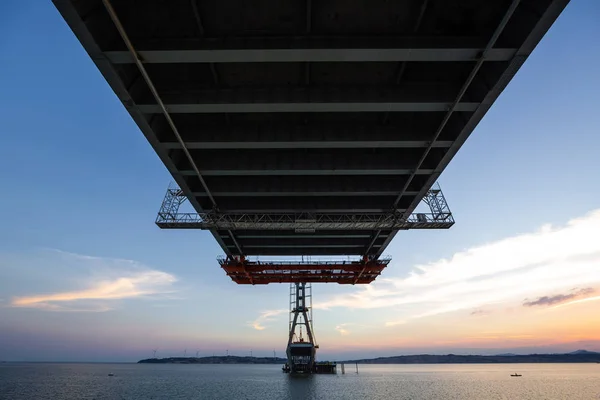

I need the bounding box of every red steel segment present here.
[218,257,390,285]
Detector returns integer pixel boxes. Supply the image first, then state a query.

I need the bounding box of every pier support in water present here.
[280,282,336,374]
[285,282,317,373]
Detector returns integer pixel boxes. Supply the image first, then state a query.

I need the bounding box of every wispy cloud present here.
[315,209,600,325]
[335,323,352,336]
[523,288,595,307]
[470,309,491,317]
[250,309,287,331]
[550,295,600,309]
[10,250,177,312]
[384,319,407,327]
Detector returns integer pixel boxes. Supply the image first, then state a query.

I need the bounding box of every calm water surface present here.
[0,363,599,399]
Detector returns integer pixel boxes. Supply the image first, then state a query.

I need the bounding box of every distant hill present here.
[567,350,600,355]
[138,356,287,364]
[139,350,600,365]
[342,351,600,364]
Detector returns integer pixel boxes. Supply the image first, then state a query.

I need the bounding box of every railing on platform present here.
[216,256,392,266]
[217,256,391,285]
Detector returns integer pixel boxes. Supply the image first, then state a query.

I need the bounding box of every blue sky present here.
[0,0,599,362]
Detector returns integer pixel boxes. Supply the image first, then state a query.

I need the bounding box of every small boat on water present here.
[510,373,522,377]
[108,373,114,377]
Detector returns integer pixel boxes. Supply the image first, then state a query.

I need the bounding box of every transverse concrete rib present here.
[139,103,478,113]
[192,191,418,197]
[105,48,517,63]
[179,169,434,176]
[162,141,453,149]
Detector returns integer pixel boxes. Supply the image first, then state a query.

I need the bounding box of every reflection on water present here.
[286,373,316,400]
[0,363,599,400]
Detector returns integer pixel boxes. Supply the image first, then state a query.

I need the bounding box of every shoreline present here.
[138,352,600,365]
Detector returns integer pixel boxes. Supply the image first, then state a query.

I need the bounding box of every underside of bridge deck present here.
[53,0,568,260]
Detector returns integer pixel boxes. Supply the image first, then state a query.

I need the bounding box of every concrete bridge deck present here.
[53,0,568,258]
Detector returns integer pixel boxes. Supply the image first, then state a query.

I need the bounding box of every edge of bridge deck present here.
[53,0,235,256]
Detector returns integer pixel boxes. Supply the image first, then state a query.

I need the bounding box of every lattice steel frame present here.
[156,182,187,220]
[286,282,316,373]
[155,184,454,231]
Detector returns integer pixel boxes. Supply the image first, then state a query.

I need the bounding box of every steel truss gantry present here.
[155,183,454,231]
[156,182,453,284]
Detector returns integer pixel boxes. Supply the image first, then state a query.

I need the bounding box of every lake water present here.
[0,363,599,399]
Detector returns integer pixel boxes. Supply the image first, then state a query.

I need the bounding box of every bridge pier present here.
[281,282,337,374]
[284,282,316,373]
